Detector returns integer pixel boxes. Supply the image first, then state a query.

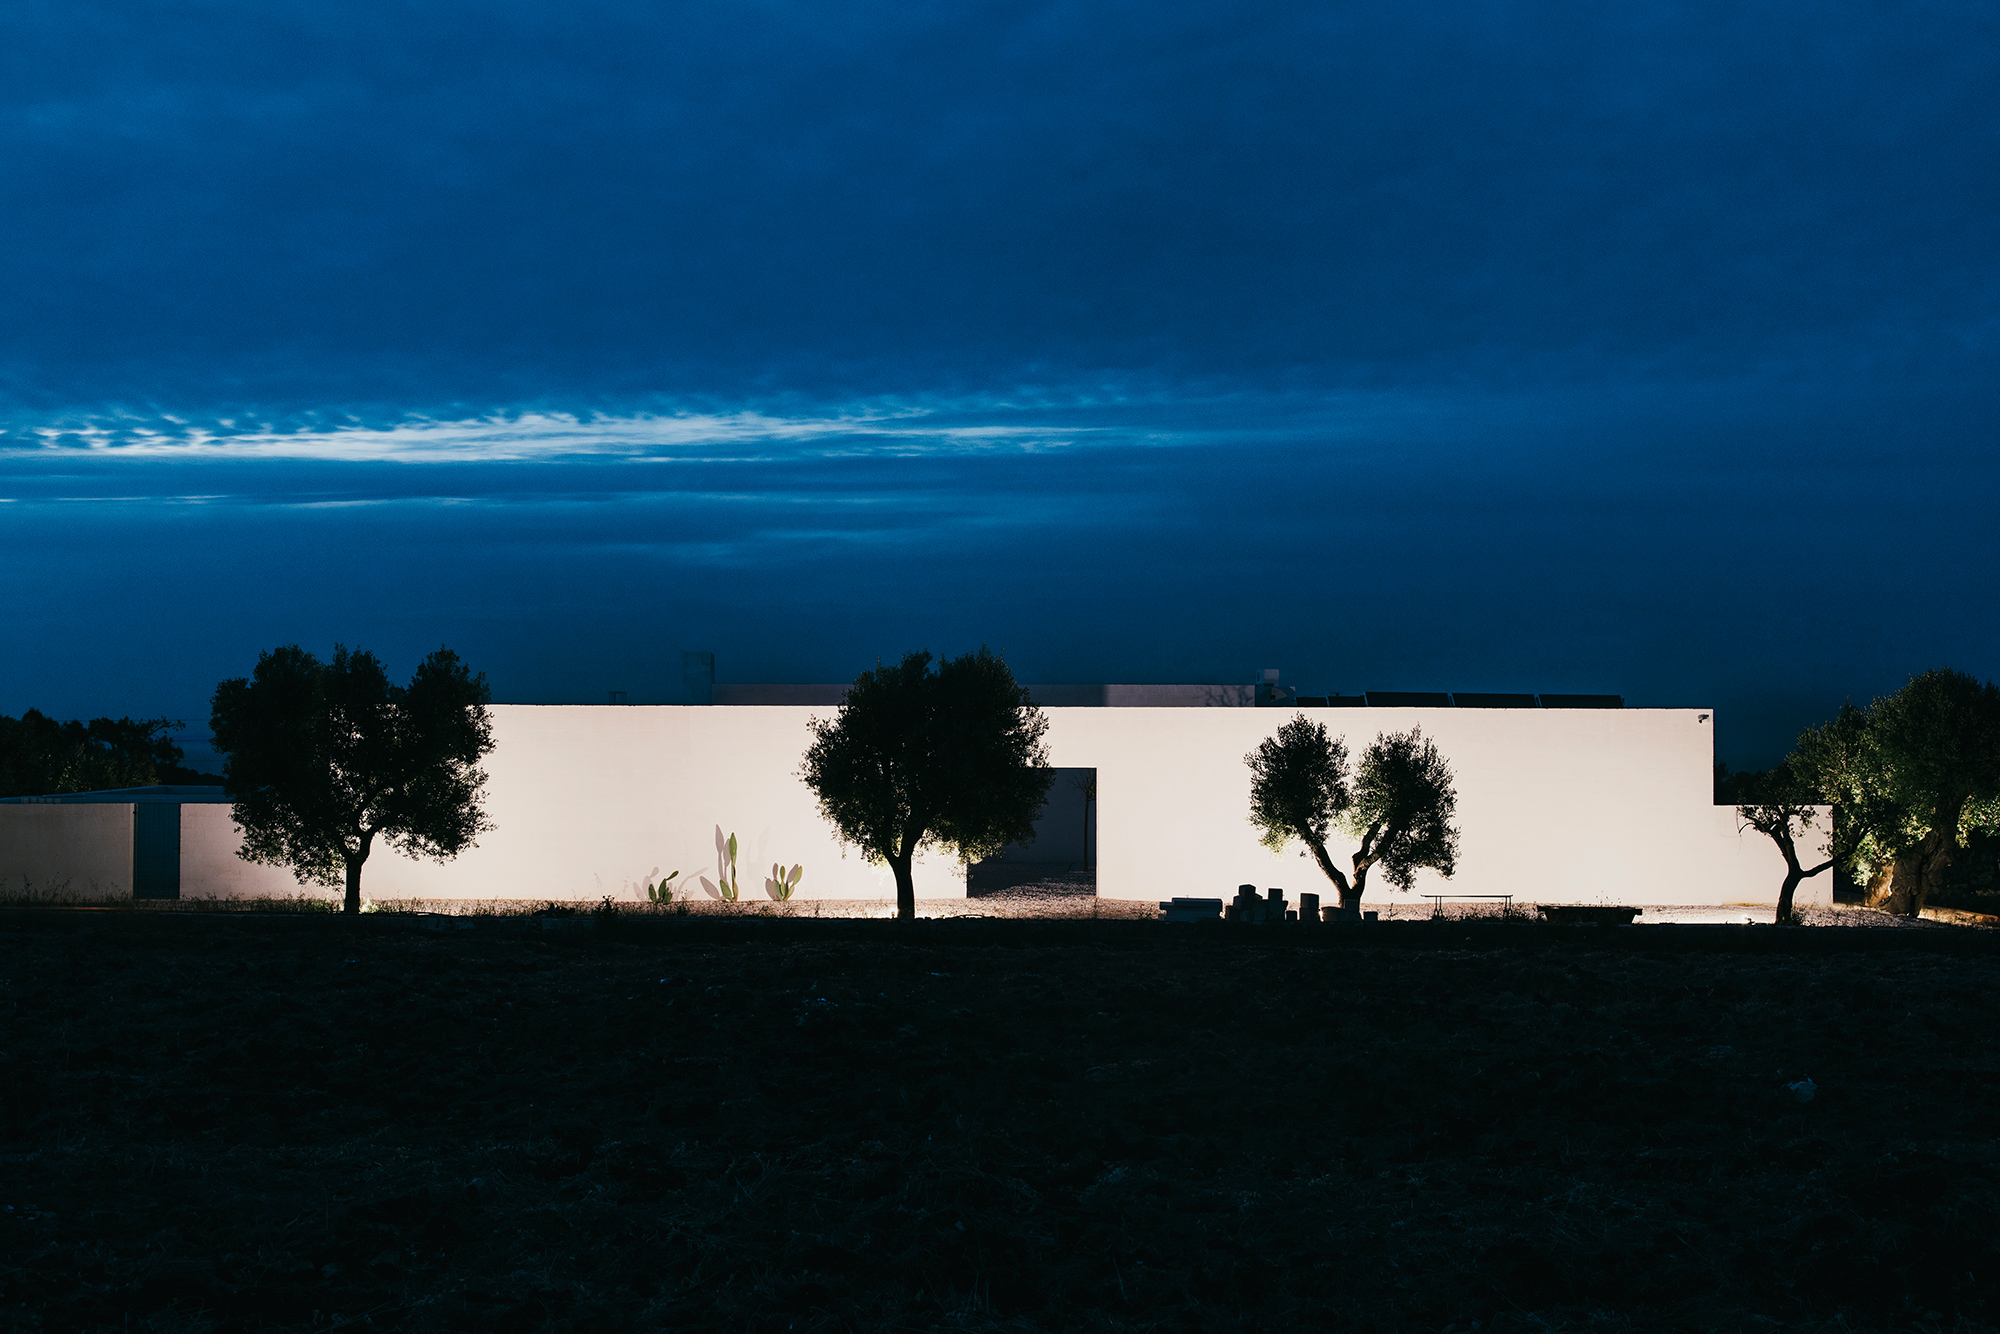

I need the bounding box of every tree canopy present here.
[209,644,495,913]
[1806,670,2000,916]
[0,710,201,799]
[1248,717,1460,911]
[1247,715,1352,886]
[800,647,1053,921]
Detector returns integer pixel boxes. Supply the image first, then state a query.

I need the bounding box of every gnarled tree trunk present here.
[1772,828,1804,922]
[341,830,375,915]
[1866,797,1970,917]
[1905,829,1961,917]
[1347,862,1372,913]
[1862,862,1897,910]
[1776,869,1805,922]
[1305,840,1358,913]
[889,851,916,922]
[1865,855,1931,917]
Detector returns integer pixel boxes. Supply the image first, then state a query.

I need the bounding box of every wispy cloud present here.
[0,382,1467,470]
[0,407,1134,463]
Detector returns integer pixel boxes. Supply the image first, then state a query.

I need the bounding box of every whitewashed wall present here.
[1709,804,1834,908]
[1069,706,1814,906]
[2,704,1831,908]
[250,704,1819,908]
[351,705,969,903]
[182,804,318,899]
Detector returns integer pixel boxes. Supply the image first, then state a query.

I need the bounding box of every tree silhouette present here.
[1248,718,1460,912]
[801,648,1052,921]
[210,644,495,914]
[1732,752,1843,923]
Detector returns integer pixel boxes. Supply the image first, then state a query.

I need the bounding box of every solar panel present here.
[1451,692,1538,708]
[1537,694,1624,709]
[1362,691,1453,707]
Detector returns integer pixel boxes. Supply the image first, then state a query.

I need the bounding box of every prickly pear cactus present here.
[767,862,805,901]
[716,833,742,901]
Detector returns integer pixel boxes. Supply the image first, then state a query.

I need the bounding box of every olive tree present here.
[1247,717,1460,912]
[801,648,1052,921]
[209,644,495,914]
[1732,755,1842,923]
[1814,671,2000,916]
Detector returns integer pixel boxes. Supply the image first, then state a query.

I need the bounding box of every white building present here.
[0,684,1825,909]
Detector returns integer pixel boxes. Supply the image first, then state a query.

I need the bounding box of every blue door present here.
[133,804,181,900]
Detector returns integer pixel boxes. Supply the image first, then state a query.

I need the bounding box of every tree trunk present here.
[1862,863,1897,910]
[890,853,916,922]
[1304,840,1355,912]
[1894,858,1925,916]
[1775,869,1804,922]
[1345,824,1384,915]
[1348,860,1373,914]
[1870,798,1968,917]
[1773,828,1802,922]
[1870,856,1929,917]
[1910,819,1967,917]
[343,856,365,915]
[1867,844,1948,918]
[342,831,374,916]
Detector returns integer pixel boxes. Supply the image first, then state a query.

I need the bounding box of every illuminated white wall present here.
[1053,707,1827,907]
[1709,804,1834,908]
[352,705,967,902]
[182,804,314,898]
[292,704,1826,908]
[1,704,1832,908]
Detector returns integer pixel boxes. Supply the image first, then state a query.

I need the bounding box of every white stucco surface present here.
[0,803,133,898]
[180,803,318,899]
[1,704,1833,908]
[309,704,1822,908]
[1709,804,1834,908]
[1059,706,1823,906]
[348,705,969,902]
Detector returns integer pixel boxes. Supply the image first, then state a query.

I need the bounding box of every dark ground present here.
[2,916,1997,1333]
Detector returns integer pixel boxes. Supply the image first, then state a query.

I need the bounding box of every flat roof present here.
[707,685,1622,708]
[0,785,231,805]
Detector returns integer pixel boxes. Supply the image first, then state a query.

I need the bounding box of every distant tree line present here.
[0,710,217,799]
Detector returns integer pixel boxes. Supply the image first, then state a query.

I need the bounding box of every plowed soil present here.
[2,917,1996,1332]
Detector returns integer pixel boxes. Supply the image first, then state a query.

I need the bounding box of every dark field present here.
[3,918,1998,1333]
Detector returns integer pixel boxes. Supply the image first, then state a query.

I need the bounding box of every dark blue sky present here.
[2,0,1995,767]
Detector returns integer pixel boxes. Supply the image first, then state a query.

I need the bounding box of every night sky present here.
[2,1,1995,769]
